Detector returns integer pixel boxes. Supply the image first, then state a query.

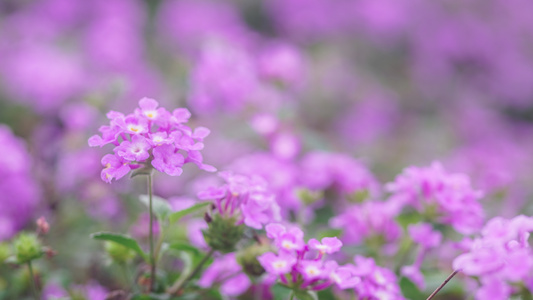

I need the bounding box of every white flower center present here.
[273,261,287,270]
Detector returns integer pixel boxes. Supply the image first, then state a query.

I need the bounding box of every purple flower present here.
[408,223,442,249]
[351,256,404,300]
[386,162,484,234]
[100,154,131,183]
[198,253,251,297]
[401,265,425,290]
[89,98,216,181]
[308,237,343,254]
[114,135,151,162]
[151,144,184,176]
[258,252,296,275]
[330,200,401,246]
[0,126,40,240]
[198,172,281,229]
[260,223,358,293]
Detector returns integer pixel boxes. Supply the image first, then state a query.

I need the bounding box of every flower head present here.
[89,98,215,182]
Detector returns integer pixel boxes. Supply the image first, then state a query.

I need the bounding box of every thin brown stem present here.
[426,269,460,300]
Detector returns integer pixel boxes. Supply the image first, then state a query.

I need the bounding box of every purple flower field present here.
[1,0,533,299]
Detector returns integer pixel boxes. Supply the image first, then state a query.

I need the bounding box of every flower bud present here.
[203,215,245,253]
[105,241,136,264]
[297,189,323,206]
[36,217,49,234]
[237,243,270,277]
[346,189,369,203]
[13,233,43,264]
[0,243,10,263]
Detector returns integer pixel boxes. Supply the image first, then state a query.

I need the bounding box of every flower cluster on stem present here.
[89,97,215,183]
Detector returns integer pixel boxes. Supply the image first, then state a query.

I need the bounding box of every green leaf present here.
[139,195,173,221]
[130,293,172,300]
[294,290,318,300]
[271,284,292,300]
[168,242,201,256]
[90,232,148,262]
[399,276,425,299]
[168,202,210,224]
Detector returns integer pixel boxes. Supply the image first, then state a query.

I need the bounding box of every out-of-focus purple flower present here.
[89,98,215,182]
[198,172,281,229]
[42,283,69,300]
[330,201,401,246]
[299,151,380,198]
[386,162,484,234]
[187,39,261,114]
[401,265,425,291]
[0,126,40,241]
[307,237,342,254]
[0,45,86,114]
[257,43,306,89]
[453,215,533,299]
[258,252,297,275]
[198,253,252,297]
[408,223,442,249]
[351,255,405,300]
[157,0,252,53]
[476,276,511,300]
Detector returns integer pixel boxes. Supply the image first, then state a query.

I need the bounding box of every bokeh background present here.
[1,0,533,298]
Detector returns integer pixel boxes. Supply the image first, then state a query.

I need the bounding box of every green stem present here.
[148,173,156,292]
[289,292,295,300]
[121,263,134,291]
[168,248,215,295]
[27,261,39,300]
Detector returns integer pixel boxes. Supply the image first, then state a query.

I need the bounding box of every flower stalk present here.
[27,261,39,300]
[147,172,156,292]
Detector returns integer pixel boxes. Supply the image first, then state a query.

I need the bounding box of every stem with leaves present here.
[27,261,39,300]
[147,173,156,291]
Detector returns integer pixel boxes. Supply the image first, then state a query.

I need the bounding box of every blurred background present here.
[1,0,533,298]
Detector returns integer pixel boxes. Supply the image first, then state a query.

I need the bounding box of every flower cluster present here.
[299,151,380,198]
[0,126,40,240]
[197,253,252,297]
[351,256,405,300]
[330,200,402,246]
[386,162,484,234]
[258,223,359,292]
[89,98,215,182]
[198,172,281,229]
[453,215,533,299]
[400,223,443,290]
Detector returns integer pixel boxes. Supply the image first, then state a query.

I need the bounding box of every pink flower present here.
[100,154,131,183]
[258,252,297,275]
[308,237,343,254]
[408,223,442,249]
[151,144,185,176]
[114,135,151,162]
[89,98,216,181]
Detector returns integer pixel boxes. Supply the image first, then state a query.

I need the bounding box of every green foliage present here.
[90,232,148,262]
[140,194,173,221]
[104,241,136,264]
[202,215,245,253]
[0,243,10,263]
[399,276,425,299]
[13,233,43,264]
[168,202,210,224]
